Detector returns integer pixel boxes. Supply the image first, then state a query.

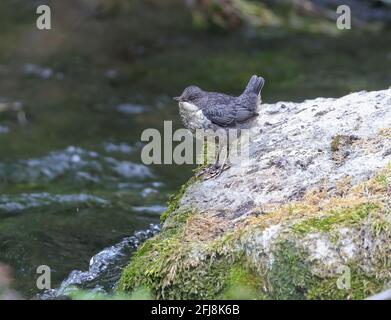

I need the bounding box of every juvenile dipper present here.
[174,75,265,177]
[174,75,265,134]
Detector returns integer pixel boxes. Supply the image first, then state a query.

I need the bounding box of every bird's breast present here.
[178,102,212,133]
[180,101,199,113]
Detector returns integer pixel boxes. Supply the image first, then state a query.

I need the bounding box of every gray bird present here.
[174,75,265,177]
[174,75,264,134]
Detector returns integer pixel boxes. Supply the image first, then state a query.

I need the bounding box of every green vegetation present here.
[307,267,386,300]
[292,203,378,235]
[331,134,344,153]
[220,263,265,300]
[68,286,152,300]
[118,231,260,300]
[267,241,312,299]
[119,211,230,299]
[160,177,197,224]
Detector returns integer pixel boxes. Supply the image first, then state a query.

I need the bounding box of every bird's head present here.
[173,86,203,103]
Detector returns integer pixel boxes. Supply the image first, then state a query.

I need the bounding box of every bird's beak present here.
[173,96,181,101]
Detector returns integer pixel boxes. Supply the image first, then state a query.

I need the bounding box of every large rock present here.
[118,89,391,300]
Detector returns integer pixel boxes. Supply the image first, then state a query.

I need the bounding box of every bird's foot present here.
[194,164,216,179]
[195,163,231,180]
[212,163,230,179]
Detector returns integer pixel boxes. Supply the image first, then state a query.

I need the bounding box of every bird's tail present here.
[242,75,265,96]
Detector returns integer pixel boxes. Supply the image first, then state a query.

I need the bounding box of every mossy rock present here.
[118,164,391,299]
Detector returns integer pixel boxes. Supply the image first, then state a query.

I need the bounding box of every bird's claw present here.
[196,163,230,180]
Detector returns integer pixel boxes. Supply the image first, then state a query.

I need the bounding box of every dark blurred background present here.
[0,0,390,298]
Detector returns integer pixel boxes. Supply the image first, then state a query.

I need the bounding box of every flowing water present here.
[0,0,390,298]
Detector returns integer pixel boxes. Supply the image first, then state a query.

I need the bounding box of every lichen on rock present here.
[119,89,391,299]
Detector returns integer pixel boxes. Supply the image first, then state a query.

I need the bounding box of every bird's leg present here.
[200,139,219,179]
[196,137,220,179]
[214,142,231,177]
[213,141,220,168]
[195,136,219,178]
[202,140,231,180]
[197,134,231,179]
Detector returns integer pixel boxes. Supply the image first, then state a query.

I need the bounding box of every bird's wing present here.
[202,104,236,127]
[202,102,256,127]
[233,102,257,123]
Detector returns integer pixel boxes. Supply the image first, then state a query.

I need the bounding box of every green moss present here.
[331,134,358,154]
[118,230,179,295]
[159,211,171,226]
[267,240,313,300]
[371,218,390,236]
[307,267,386,300]
[118,202,388,299]
[118,212,197,295]
[292,203,378,235]
[118,239,232,299]
[260,238,385,300]
[67,286,152,300]
[160,177,197,224]
[164,257,229,299]
[331,135,343,153]
[374,174,388,189]
[221,264,266,300]
[119,211,251,299]
[119,208,218,299]
[119,229,266,300]
[117,232,183,297]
